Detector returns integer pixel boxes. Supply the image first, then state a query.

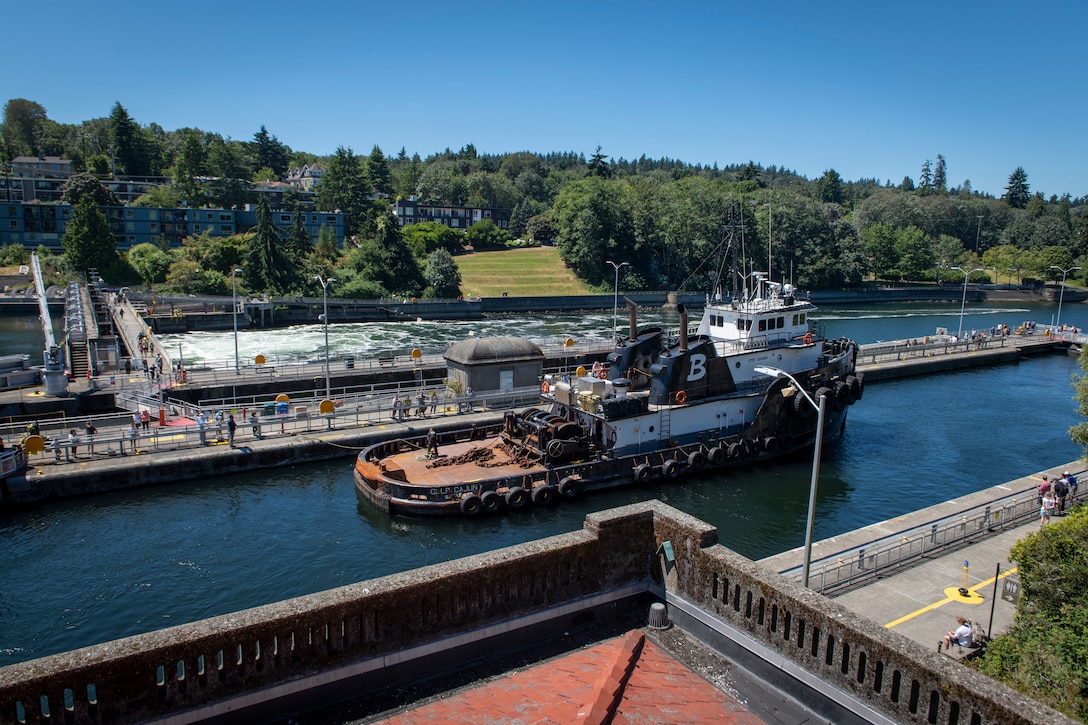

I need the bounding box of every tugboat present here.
[354,271,862,517]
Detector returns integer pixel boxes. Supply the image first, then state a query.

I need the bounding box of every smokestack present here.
[677,303,688,352]
[627,298,638,340]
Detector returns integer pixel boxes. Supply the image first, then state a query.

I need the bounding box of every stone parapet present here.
[0,501,1073,725]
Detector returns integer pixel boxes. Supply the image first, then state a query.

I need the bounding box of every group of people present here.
[391,390,441,421]
[1038,471,1078,526]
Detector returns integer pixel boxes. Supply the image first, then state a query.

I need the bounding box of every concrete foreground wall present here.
[0,502,1072,725]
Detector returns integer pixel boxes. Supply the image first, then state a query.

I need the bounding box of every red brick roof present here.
[373,630,766,724]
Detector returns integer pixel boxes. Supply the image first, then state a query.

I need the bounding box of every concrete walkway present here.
[763,462,1084,658]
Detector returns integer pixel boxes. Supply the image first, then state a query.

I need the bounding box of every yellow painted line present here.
[319,434,346,440]
[884,567,1018,629]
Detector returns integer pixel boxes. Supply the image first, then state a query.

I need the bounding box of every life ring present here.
[541,381,550,393]
[598,368,608,379]
[558,477,579,499]
[505,486,529,510]
[634,463,652,482]
[803,333,813,345]
[532,484,557,506]
[460,492,483,517]
[662,459,680,478]
[675,390,687,404]
[707,446,726,465]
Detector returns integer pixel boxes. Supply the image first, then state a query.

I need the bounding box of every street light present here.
[1049,265,1081,329]
[754,366,827,589]
[315,275,336,399]
[606,260,630,341]
[951,266,983,340]
[231,268,243,373]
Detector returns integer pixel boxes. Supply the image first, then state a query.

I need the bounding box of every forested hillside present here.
[3,98,1086,298]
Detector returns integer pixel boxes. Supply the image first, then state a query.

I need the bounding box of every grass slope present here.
[456,246,596,298]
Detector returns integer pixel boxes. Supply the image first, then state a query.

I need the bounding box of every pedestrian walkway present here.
[764,463,1084,658]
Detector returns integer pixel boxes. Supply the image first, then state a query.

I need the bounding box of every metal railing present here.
[3,385,547,465]
[783,476,1084,594]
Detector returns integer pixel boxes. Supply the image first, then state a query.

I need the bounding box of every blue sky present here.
[7,1,1087,199]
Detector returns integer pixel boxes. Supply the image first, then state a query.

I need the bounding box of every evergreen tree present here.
[364,145,392,196]
[252,125,289,176]
[919,160,933,192]
[587,145,612,178]
[63,196,119,273]
[816,169,844,204]
[314,146,371,228]
[174,130,207,207]
[933,154,947,193]
[285,204,313,263]
[243,196,293,294]
[1005,167,1030,208]
[314,225,339,262]
[109,102,149,176]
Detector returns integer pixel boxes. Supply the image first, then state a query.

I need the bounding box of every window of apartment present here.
[9,221,16,230]
[148,209,158,220]
[194,224,201,232]
[207,212,214,220]
[126,209,135,218]
[484,210,492,218]
[126,223,135,232]
[150,223,158,233]
[325,216,336,224]
[311,215,317,223]
[451,219,459,227]
[280,215,291,223]
[128,236,136,244]
[220,214,231,221]
[221,225,233,233]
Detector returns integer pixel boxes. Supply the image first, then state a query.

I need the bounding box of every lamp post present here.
[754,366,827,588]
[606,260,630,341]
[951,266,983,339]
[1049,265,1081,329]
[315,275,336,399]
[231,268,243,373]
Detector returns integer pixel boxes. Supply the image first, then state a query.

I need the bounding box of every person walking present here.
[416,392,427,418]
[67,429,78,459]
[250,410,261,439]
[429,390,438,415]
[227,414,237,448]
[426,428,439,457]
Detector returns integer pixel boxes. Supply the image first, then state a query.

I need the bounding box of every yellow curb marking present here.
[884,567,1018,629]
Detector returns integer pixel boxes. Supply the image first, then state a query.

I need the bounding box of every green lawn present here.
[456,246,596,298]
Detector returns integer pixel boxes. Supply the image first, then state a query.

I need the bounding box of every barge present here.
[355,272,861,517]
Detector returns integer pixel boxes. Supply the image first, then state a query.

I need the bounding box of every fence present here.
[784,478,1084,595]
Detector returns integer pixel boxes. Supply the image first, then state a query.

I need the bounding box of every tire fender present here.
[459,492,482,517]
[505,486,529,510]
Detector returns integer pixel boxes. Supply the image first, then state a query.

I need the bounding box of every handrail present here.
[781,474,1085,594]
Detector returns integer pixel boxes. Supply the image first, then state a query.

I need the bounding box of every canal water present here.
[1,300,1086,667]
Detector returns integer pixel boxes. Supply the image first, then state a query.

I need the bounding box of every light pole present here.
[231,268,243,373]
[1049,265,1081,329]
[951,266,983,339]
[315,275,336,399]
[606,260,630,341]
[754,366,827,588]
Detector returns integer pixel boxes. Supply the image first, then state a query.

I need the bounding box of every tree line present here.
[3,98,1087,300]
